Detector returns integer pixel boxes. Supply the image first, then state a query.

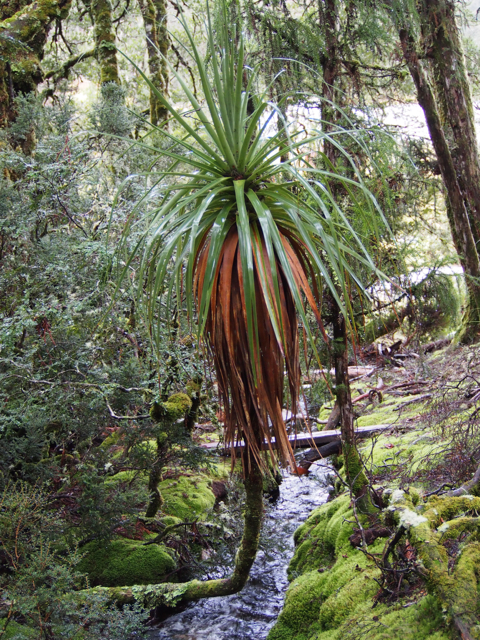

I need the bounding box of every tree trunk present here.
[145,435,166,518]
[92,0,119,84]
[0,0,73,124]
[418,0,480,242]
[319,0,369,503]
[332,306,369,505]
[320,0,341,166]
[91,451,263,608]
[399,26,480,343]
[137,0,168,126]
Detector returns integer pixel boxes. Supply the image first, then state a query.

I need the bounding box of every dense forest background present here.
[3,0,480,638]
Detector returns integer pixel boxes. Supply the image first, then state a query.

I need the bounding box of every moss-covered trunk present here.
[0,0,73,124]
[145,435,165,518]
[137,0,168,126]
[399,26,480,343]
[92,0,119,84]
[419,0,480,242]
[332,306,369,506]
[93,449,264,608]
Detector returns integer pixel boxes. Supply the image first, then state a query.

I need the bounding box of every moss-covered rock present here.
[77,538,176,587]
[268,494,453,640]
[160,475,216,521]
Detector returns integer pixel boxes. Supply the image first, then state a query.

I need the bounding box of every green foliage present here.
[0,482,148,639]
[90,83,133,136]
[118,9,385,355]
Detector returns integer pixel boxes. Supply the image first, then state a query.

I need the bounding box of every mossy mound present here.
[268,495,452,640]
[77,538,176,587]
[361,428,443,484]
[160,475,216,521]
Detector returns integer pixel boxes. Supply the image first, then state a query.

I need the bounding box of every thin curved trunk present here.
[319,0,368,501]
[92,451,263,607]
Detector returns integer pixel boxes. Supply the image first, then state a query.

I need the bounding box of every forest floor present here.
[268,339,480,640]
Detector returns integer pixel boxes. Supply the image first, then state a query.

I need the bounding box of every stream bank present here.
[149,465,329,640]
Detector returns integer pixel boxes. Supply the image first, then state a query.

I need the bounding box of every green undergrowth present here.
[105,471,220,520]
[268,495,452,640]
[79,471,222,587]
[0,620,37,639]
[356,395,420,427]
[77,538,177,587]
[360,427,446,485]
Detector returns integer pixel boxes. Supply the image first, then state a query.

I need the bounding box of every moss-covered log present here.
[387,490,480,639]
[89,454,264,607]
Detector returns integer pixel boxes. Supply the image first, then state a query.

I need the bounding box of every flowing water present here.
[148,464,329,640]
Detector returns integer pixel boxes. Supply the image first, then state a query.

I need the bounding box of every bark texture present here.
[137,0,168,125]
[419,0,480,242]
[92,0,119,84]
[398,21,480,343]
[0,0,73,123]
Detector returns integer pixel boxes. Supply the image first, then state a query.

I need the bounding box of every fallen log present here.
[297,440,342,470]
[201,424,392,454]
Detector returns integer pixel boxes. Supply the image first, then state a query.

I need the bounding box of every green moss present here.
[150,392,192,423]
[356,397,405,427]
[104,470,146,486]
[160,515,182,527]
[160,475,216,520]
[361,428,444,486]
[99,430,121,449]
[77,538,176,586]
[269,494,454,640]
[185,378,201,397]
[319,404,333,421]
[343,443,368,496]
[425,495,480,527]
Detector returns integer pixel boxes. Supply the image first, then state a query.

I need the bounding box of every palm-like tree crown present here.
[119,10,383,471]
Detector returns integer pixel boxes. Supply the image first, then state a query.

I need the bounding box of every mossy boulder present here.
[77,538,176,587]
[268,494,453,640]
[160,475,216,521]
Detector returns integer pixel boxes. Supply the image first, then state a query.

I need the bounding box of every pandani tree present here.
[96,7,386,608]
